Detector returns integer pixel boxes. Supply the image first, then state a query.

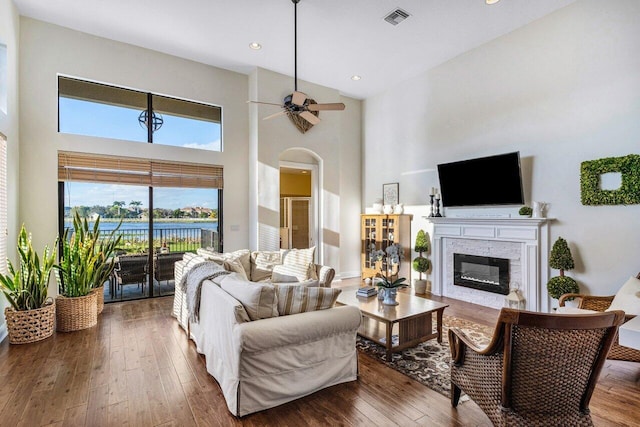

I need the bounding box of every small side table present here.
[619,315,640,350]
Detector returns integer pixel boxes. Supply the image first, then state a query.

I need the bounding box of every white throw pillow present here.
[271,263,315,283]
[196,248,251,278]
[250,251,282,282]
[606,276,640,316]
[226,249,251,277]
[219,275,279,321]
[281,247,315,266]
[223,258,249,281]
[273,285,341,316]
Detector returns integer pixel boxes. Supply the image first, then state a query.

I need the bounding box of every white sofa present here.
[171,250,359,417]
[189,277,361,416]
[173,248,336,331]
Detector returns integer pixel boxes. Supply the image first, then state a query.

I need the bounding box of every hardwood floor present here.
[0,278,637,426]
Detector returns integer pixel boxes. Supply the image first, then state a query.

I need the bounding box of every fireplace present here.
[454,253,510,295]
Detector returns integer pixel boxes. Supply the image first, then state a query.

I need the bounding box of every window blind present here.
[0,135,7,275]
[58,151,224,189]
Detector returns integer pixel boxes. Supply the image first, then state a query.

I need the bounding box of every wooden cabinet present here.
[361,214,412,280]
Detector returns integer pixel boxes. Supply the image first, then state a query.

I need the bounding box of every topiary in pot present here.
[547,276,579,300]
[546,236,578,301]
[412,230,431,294]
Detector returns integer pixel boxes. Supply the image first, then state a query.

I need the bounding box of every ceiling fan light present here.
[486,0,500,4]
[351,75,362,81]
[249,42,262,50]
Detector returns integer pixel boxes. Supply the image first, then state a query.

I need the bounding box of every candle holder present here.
[428,195,435,217]
[434,198,443,217]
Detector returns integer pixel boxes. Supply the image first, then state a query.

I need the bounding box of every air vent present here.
[384,8,410,26]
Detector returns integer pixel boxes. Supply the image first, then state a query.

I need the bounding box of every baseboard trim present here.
[0,323,7,344]
[337,271,361,280]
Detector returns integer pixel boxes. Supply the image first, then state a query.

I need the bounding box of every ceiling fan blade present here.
[292,91,307,106]
[307,103,346,111]
[299,111,320,125]
[247,100,283,107]
[263,110,287,121]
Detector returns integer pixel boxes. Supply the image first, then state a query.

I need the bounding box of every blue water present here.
[63,220,218,237]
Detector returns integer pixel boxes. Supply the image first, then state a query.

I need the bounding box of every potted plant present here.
[86,217,121,314]
[546,237,579,305]
[412,229,431,294]
[518,206,533,218]
[55,212,120,331]
[0,225,56,344]
[370,243,407,305]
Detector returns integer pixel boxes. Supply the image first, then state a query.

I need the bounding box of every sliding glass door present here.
[60,181,221,303]
[151,187,220,297]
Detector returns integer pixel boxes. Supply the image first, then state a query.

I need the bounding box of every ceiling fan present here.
[248,0,345,127]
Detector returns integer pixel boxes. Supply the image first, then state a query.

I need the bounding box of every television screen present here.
[437,152,524,207]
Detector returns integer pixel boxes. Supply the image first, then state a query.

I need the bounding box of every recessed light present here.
[486,0,500,4]
[351,75,362,81]
[301,170,308,174]
[249,42,262,50]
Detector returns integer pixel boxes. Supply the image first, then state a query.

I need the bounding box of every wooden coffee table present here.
[337,286,449,359]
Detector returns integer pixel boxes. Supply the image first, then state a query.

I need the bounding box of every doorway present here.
[279,163,317,252]
[280,196,312,249]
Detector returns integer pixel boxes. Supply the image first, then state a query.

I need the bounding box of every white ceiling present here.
[14,0,576,99]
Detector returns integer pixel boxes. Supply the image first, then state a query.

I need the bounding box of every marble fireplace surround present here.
[427,217,551,312]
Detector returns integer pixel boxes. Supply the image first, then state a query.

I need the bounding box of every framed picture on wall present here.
[383,183,399,205]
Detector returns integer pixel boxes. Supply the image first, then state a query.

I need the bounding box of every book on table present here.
[357,286,377,297]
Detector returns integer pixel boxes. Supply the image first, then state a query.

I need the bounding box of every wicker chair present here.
[449,308,625,426]
[113,254,149,297]
[154,252,185,284]
[559,272,640,362]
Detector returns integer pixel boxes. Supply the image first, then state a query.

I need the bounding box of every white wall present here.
[339,95,362,278]
[363,0,640,296]
[19,18,250,296]
[0,0,20,341]
[249,68,362,277]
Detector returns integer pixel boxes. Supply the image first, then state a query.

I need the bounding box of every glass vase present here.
[382,288,399,306]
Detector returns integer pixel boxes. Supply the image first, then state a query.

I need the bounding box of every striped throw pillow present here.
[274,285,341,315]
[271,263,314,282]
[281,247,315,266]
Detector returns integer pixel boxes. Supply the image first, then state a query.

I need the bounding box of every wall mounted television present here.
[437,152,524,207]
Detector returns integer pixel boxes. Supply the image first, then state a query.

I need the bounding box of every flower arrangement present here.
[369,243,407,289]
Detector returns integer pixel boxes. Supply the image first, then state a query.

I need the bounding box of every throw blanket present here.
[179,261,230,323]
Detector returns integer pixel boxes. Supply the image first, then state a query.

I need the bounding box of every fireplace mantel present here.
[425,216,552,312]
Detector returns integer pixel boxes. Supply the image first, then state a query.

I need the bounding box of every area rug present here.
[356,315,493,399]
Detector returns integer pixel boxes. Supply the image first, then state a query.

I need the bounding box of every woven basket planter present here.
[92,287,105,315]
[4,303,55,344]
[55,292,98,332]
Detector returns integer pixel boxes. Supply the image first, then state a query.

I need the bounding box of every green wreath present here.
[580,154,640,205]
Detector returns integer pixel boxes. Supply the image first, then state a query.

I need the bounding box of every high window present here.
[0,134,7,275]
[0,43,7,114]
[58,76,222,151]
